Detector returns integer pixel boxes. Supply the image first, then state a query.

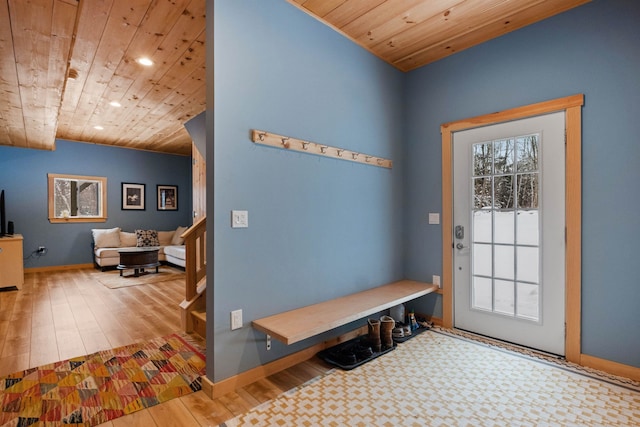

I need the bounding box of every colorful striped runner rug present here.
[0,333,205,426]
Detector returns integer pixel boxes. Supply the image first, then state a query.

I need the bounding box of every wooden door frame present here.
[440,94,584,363]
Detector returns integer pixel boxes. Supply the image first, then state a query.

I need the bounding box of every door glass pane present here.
[494,139,514,174]
[473,142,492,176]
[517,210,539,245]
[517,173,538,209]
[517,282,539,321]
[494,175,514,209]
[494,280,514,315]
[473,243,492,277]
[473,210,492,243]
[494,211,514,244]
[472,277,493,311]
[494,245,514,280]
[474,177,492,209]
[469,134,541,322]
[517,135,538,172]
[517,246,539,283]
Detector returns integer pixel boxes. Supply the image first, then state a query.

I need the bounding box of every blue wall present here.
[210,0,640,379]
[211,0,405,381]
[0,140,192,268]
[404,0,640,367]
[185,112,206,158]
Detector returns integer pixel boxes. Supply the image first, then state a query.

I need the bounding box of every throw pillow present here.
[92,227,121,248]
[171,226,188,245]
[135,229,159,247]
[119,231,137,247]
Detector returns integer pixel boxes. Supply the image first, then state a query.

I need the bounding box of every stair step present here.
[191,310,206,338]
[192,310,206,321]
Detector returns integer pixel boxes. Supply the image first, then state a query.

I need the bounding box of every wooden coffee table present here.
[117,247,160,277]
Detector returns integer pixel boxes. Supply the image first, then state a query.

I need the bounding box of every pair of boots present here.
[367,315,395,352]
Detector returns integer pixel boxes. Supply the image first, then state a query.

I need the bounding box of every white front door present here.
[452,112,566,355]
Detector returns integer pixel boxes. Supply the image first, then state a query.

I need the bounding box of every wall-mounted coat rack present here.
[251,130,392,169]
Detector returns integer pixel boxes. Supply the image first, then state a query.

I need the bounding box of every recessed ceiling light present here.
[94,125,104,130]
[137,57,153,66]
[109,101,121,107]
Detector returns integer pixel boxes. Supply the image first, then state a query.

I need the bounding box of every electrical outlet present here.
[37,246,46,254]
[231,309,243,330]
[433,275,441,288]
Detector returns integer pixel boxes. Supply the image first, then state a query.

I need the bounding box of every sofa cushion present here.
[171,226,188,245]
[135,229,159,247]
[120,231,137,247]
[164,245,186,260]
[93,247,123,267]
[164,245,186,267]
[94,247,122,259]
[92,227,121,248]
[158,230,174,246]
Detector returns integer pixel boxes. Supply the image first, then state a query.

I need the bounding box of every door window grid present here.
[471,134,541,321]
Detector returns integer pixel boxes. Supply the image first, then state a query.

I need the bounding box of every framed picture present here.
[157,185,178,211]
[121,183,145,210]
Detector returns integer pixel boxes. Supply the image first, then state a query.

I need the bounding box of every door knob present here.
[456,243,467,250]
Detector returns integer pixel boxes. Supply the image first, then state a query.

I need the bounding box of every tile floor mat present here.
[0,333,205,427]
[433,327,640,393]
[221,330,640,426]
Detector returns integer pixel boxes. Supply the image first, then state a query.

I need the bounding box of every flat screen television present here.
[0,189,5,237]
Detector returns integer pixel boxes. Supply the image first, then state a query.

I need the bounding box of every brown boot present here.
[380,315,395,349]
[367,319,381,352]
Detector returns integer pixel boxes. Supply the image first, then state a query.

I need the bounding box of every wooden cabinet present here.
[0,234,24,289]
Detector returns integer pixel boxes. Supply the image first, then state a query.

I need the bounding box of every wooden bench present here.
[252,280,438,345]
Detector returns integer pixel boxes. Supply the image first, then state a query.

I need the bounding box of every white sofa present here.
[92,226,187,270]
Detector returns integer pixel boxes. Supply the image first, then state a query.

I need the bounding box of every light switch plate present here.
[428,213,440,224]
[231,210,248,228]
[231,309,243,330]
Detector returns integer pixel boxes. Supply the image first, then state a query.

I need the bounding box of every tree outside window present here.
[48,174,107,223]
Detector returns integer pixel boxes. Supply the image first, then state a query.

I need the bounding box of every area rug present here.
[92,266,184,289]
[221,330,640,426]
[0,333,206,427]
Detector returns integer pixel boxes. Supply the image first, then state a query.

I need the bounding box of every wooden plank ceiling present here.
[0,0,205,156]
[0,0,589,156]
[290,0,591,71]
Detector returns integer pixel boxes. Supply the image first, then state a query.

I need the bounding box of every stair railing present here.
[182,215,206,301]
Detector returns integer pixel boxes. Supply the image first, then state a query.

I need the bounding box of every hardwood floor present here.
[0,267,332,426]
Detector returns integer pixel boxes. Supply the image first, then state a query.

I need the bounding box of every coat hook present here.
[281,137,290,148]
[301,141,309,150]
[337,149,344,157]
[365,156,372,163]
[320,146,327,154]
[377,159,383,165]
[258,132,266,141]
[352,153,359,160]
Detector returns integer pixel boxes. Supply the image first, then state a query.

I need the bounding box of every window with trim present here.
[48,174,107,223]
